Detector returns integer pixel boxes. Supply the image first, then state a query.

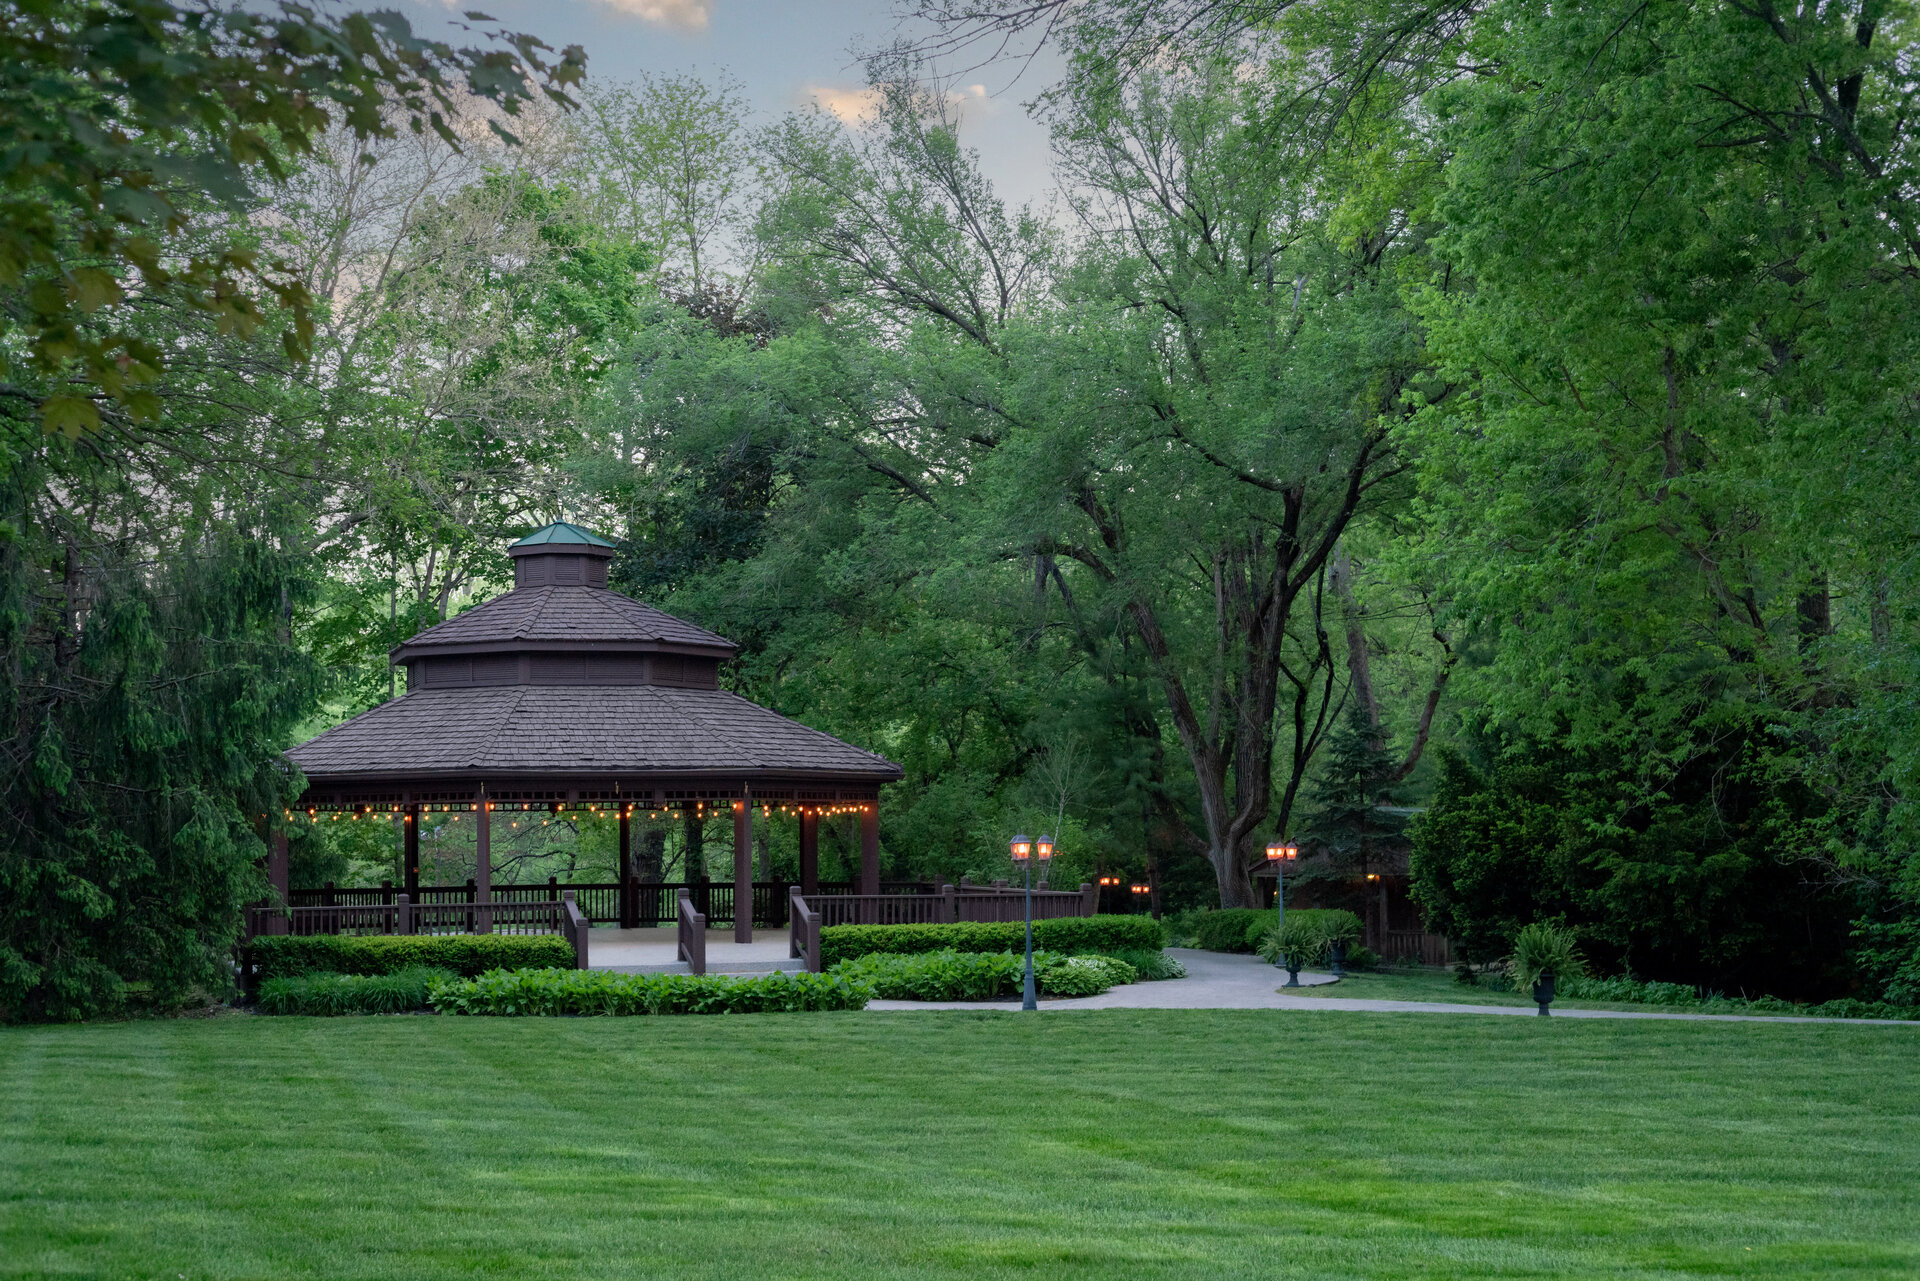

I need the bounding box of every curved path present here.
[866,948,1920,1024]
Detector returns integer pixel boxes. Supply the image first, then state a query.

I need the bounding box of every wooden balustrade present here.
[676,889,706,975]
[249,878,1100,944]
[788,886,822,973]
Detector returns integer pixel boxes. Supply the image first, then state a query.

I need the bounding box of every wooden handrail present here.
[560,890,589,969]
[788,886,822,972]
[677,889,706,975]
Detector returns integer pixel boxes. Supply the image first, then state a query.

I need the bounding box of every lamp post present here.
[1264,838,1298,969]
[1011,833,1048,1010]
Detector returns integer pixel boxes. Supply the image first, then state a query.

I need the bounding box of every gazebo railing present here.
[286,879,941,930]
[788,886,822,973]
[254,880,1087,939]
[247,894,587,955]
[803,882,1097,928]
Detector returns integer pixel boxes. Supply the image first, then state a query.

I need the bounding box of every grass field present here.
[1294,967,1773,1013]
[3,1010,1917,1280]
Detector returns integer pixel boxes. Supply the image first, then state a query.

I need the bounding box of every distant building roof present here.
[287,686,902,782]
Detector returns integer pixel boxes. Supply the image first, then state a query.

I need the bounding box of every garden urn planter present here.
[1532,970,1556,1017]
[1329,940,1347,978]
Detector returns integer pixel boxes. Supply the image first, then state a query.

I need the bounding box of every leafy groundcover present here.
[830,949,1146,1001]
[427,968,871,1016]
[258,966,453,1016]
[818,916,1166,967]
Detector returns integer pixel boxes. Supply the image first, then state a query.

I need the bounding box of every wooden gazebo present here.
[261,522,904,947]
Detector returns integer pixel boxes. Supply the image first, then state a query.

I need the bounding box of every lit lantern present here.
[1130,882,1150,895]
[1265,839,1298,863]
[1036,834,1055,862]
[1010,833,1033,862]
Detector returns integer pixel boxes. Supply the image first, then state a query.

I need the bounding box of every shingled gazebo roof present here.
[286,523,901,806]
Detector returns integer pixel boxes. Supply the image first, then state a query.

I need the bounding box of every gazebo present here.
[260,523,905,945]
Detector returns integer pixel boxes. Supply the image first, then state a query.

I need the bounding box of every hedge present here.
[426,968,870,1016]
[818,915,1166,967]
[827,949,1140,1001]
[257,966,453,1016]
[1192,908,1270,952]
[247,934,575,981]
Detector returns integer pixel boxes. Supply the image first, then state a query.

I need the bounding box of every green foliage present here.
[832,950,1025,1001]
[1408,747,1856,997]
[816,915,1164,967]
[426,967,869,1016]
[256,966,452,1016]
[1256,910,1363,970]
[1104,948,1186,981]
[1404,0,1920,1000]
[828,948,1139,1000]
[0,0,585,432]
[1035,955,1124,997]
[1191,909,1272,953]
[246,934,574,982]
[0,530,324,1023]
[1507,923,1586,990]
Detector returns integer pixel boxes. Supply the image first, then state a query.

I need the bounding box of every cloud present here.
[804,84,881,124]
[592,0,710,29]
[800,82,997,126]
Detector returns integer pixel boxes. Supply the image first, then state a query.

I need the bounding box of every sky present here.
[394,0,1065,209]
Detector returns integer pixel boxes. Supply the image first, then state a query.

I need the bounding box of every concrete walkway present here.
[866,949,1920,1024]
[589,926,800,974]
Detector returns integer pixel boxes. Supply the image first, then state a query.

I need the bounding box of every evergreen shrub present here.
[1192,909,1270,952]
[247,934,575,981]
[427,968,870,1016]
[257,966,452,1016]
[817,915,1164,967]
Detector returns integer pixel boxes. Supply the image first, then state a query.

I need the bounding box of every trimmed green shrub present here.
[427,968,869,1016]
[1102,948,1186,980]
[833,950,1025,1000]
[257,966,453,1016]
[248,934,575,981]
[817,915,1165,967]
[1192,909,1270,952]
[829,949,1142,1001]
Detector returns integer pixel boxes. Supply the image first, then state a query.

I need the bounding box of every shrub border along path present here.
[866,950,1920,1023]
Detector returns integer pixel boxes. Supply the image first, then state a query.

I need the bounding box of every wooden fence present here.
[803,882,1097,928]
[287,879,936,929]
[247,892,589,967]
[1379,929,1453,967]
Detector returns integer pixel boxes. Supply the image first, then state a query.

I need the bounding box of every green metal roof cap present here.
[509,521,616,550]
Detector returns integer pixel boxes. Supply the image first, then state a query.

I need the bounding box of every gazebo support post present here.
[860,802,879,896]
[269,831,290,935]
[799,807,819,895]
[474,794,492,934]
[733,795,753,943]
[618,805,634,928]
[403,804,420,896]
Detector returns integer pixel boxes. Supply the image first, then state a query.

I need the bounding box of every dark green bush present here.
[829,949,1141,1001]
[817,915,1164,967]
[832,950,1025,1000]
[257,966,453,1016]
[1190,909,1272,952]
[248,934,575,981]
[427,967,868,1016]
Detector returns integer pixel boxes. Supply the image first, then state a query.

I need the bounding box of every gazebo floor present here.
[588,927,803,975]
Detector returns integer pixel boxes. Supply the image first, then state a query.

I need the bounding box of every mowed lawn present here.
[2,1011,1917,1280]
